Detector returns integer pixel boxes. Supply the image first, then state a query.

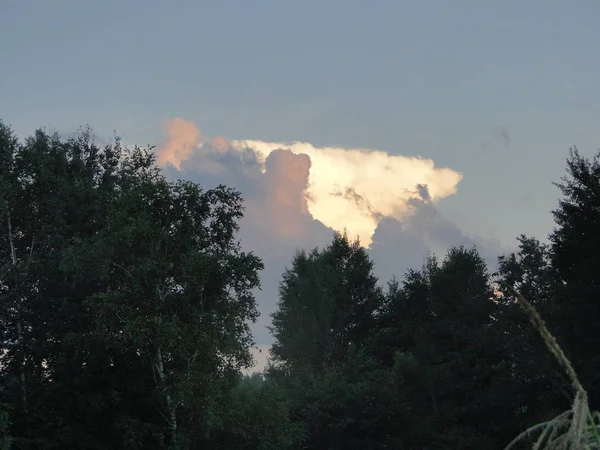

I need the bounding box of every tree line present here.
[0,120,599,449]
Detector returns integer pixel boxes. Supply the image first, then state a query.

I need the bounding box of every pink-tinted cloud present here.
[156,118,202,170]
[210,135,230,153]
[261,150,312,237]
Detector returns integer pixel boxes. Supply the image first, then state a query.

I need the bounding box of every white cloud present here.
[156,118,463,246]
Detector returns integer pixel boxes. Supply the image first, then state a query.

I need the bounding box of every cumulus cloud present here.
[229,139,462,245]
[157,119,463,246]
[370,184,506,282]
[156,118,202,170]
[258,150,312,237]
[154,118,506,356]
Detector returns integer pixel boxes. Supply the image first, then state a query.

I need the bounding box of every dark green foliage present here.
[495,236,569,433]
[0,121,263,449]
[270,231,383,375]
[208,374,303,449]
[0,386,12,450]
[268,232,393,448]
[270,237,517,448]
[369,247,518,448]
[548,146,600,410]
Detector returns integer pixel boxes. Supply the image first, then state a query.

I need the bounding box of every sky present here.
[2,0,600,372]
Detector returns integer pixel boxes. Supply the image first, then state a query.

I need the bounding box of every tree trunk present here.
[7,214,27,412]
[155,344,178,449]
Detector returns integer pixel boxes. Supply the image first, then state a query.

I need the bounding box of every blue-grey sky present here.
[3,1,600,358]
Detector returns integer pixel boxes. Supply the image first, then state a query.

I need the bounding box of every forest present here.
[0,120,599,449]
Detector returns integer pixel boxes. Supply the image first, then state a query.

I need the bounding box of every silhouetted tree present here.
[0,121,263,449]
[549,146,600,409]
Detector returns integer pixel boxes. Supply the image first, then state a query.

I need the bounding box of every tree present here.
[268,231,386,448]
[0,123,123,447]
[548,146,600,409]
[0,122,264,448]
[495,235,569,432]
[0,121,19,449]
[71,150,264,448]
[270,231,383,375]
[426,247,516,447]
[373,247,515,448]
[209,373,303,449]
